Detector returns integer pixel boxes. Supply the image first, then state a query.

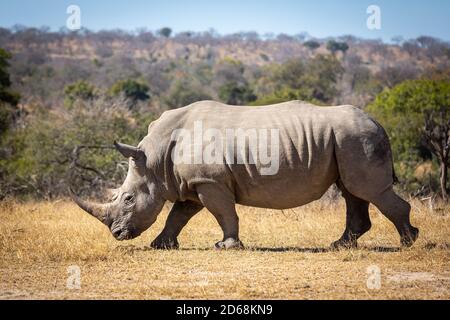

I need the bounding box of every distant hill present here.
[1,27,449,109]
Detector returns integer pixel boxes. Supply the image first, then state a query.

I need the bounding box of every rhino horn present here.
[70,187,110,224]
[114,141,144,160]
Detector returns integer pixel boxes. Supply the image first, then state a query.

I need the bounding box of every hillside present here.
[1,28,449,109]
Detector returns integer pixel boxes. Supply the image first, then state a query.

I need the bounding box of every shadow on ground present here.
[113,244,415,253]
[248,246,403,253]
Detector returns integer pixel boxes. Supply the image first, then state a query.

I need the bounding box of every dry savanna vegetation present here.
[0,198,448,300]
[1,20,449,303]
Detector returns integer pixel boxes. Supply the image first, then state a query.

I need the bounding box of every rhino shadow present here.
[114,244,403,253]
[247,246,401,253]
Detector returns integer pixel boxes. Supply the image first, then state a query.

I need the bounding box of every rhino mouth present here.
[112,227,139,241]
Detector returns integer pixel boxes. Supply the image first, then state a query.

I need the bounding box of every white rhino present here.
[72,101,419,249]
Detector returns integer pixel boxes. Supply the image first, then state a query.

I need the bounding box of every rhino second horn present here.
[70,188,110,224]
[114,141,144,160]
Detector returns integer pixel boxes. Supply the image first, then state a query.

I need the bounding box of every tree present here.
[375,65,419,89]
[64,80,97,107]
[158,27,172,38]
[0,48,20,106]
[0,103,15,137]
[367,80,450,193]
[213,57,246,86]
[368,80,450,160]
[257,54,343,105]
[423,108,450,200]
[0,48,20,194]
[165,81,211,108]
[0,48,20,138]
[110,79,150,106]
[303,40,320,51]
[250,87,312,106]
[306,55,344,102]
[416,36,450,57]
[326,40,349,55]
[218,81,257,105]
[1,98,155,199]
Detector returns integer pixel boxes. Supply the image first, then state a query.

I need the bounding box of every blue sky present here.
[0,0,449,41]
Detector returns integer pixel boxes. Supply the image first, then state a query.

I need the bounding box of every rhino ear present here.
[114,141,145,161]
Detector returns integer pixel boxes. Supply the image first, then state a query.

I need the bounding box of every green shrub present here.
[1,98,155,199]
[110,79,150,106]
[64,80,97,107]
[367,79,450,193]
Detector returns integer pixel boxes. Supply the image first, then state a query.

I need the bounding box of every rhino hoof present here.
[215,238,244,250]
[401,227,419,248]
[330,239,358,250]
[150,237,179,250]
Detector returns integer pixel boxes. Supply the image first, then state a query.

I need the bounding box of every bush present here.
[218,81,257,105]
[326,40,349,55]
[64,80,97,107]
[109,79,150,107]
[367,79,450,193]
[0,102,14,137]
[164,81,212,108]
[253,55,343,105]
[1,97,156,199]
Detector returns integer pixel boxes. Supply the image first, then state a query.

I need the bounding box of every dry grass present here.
[0,198,449,300]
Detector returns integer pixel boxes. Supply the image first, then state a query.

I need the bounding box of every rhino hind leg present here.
[334,133,418,247]
[370,188,419,247]
[196,184,244,250]
[331,182,371,250]
[150,200,203,250]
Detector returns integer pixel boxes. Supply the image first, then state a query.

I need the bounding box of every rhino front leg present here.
[196,184,244,250]
[150,200,203,249]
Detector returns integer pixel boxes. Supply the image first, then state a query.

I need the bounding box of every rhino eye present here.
[124,194,134,203]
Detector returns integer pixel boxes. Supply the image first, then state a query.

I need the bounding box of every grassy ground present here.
[0,198,449,300]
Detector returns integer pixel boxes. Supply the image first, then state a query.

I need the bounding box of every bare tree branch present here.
[423,108,450,200]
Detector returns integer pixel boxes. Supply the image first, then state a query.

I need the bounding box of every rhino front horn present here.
[70,187,110,224]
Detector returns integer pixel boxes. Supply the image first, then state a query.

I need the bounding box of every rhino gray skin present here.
[72,100,419,249]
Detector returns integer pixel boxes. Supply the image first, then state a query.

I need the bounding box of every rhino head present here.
[71,141,165,240]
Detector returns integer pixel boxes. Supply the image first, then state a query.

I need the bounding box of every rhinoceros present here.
[71,100,419,249]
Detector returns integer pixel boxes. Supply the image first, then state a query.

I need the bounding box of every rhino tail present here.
[392,163,399,185]
[372,118,399,186]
